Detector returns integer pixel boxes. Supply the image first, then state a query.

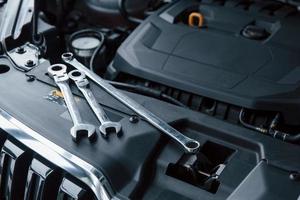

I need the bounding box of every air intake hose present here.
[85,0,156,16]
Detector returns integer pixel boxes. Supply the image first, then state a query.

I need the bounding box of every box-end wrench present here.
[68,70,122,138]
[62,53,200,154]
[47,64,96,142]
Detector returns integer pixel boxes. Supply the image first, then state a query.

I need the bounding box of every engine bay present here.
[0,0,299,199]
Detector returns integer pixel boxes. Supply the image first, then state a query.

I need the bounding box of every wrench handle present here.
[78,86,110,124]
[57,81,82,125]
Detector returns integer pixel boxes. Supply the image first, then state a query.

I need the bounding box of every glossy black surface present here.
[0,57,299,199]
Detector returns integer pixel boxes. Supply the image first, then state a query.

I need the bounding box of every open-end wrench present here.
[62,53,200,154]
[47,64,96,142]
[68,70,122,138]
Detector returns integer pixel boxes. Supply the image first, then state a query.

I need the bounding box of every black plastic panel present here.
[111,0,300,125]
[228,161,300,200]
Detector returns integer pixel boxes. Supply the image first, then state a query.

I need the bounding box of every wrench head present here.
[48,64,67,78]
[68,70,89,87]
[69,70,85,81]
[62,52,74,62]
[99,122,122,138]
[70,124,96,142]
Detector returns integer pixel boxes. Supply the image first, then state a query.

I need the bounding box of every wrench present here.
[62,53,200,153]
[47,64,96,142]
[69,70,122,138]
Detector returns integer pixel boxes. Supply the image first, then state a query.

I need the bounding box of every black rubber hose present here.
[108,80,187,107]
[32,0,41,43]
[118,0,144,24]
[268,129,300,144]
[240,109,300,144]
[89,34,105,71]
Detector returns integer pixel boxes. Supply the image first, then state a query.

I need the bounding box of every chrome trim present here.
[0,107,116,200]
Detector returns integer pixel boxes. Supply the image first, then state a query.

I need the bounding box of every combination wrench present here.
[48,64,96,142]
[68,70,122,138]
[62,53,200,153]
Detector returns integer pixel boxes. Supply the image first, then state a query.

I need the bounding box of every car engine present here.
[0,0,299,199]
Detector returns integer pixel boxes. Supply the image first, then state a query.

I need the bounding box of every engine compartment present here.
[0,0,300,199]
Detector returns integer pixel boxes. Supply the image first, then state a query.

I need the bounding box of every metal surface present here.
[13,0,34,40]
[0,0,21,42]
[0,0,34,42]
[47,64,96,142]
[62,52,200,154]
[8,43,41,71]
[0,107,115,200]
[69,70,122,138]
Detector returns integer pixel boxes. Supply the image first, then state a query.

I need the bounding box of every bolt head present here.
[16,47,26,54]
[129,115,139,123]
[25,60,35,67]
[289,172,300,181]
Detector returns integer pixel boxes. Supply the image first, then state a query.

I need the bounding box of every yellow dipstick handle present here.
[188,12,204,28]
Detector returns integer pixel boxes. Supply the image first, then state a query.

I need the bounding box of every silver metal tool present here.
[48,64,96,142]
[62,53,200,153]
[69,70,122,138]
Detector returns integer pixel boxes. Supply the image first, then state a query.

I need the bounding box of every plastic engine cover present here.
[110,0,300,126]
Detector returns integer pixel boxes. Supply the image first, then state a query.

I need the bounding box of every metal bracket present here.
[8,42,42,71]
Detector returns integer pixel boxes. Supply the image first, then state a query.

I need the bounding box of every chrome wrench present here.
[48,64,96,142]
[62,53,200,153]
[69,70,122,138]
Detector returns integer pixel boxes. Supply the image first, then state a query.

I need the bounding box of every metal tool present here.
[69,70,122,138]
[62,53,200,153]
[47,64,96,142]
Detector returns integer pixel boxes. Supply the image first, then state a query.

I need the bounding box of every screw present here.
[25,60,35,67]
[16,47,26,54]
[129,115,139,123]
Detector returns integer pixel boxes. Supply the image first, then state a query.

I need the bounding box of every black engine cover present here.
[111,0,300,125]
